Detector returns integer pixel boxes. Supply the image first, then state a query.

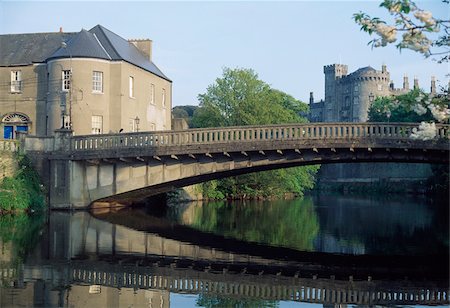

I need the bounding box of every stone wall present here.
[0,151,17,182]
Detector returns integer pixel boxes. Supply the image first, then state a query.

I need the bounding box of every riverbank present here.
[0,153,45,214]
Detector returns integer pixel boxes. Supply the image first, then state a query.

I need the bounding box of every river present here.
[0,193,448,307]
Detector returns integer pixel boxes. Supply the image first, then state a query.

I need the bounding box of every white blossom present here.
[410,122,437,140]
[414,10,436,27]
[375,23,397,44]
[389,3,402,13]
[401,31,432,54]
[412,103,427,115]
[428,104,450,122]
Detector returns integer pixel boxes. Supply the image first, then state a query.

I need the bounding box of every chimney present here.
[389,80,394,90]
[59,27,63,33]
[382,64,387,73]
[414,76,419,90]
[129,39,152,61]
[430,76,436,96]
[309,92,314,104]
[403,75,409,91]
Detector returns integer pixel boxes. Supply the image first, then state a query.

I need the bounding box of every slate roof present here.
[0,32,75,66]
[351,66,377,76]
[0,25,170,81]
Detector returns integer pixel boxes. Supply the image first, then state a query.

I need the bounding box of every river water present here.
[0,194,448,307]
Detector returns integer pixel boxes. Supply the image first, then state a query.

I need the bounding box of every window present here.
[150,84,155,104]
[91,115,103,134]
[129,118,137,132]
[92,71,103,93]
[129,76,134,98]
[162,88,166,107]
[10,71,22,93]
[377,84,383,91]
[62,70,71,91]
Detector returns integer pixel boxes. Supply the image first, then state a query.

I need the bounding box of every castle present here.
[309,64,438,190]
[309,64,437,123]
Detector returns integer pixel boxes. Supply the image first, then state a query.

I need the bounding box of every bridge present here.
[20,122,449,208]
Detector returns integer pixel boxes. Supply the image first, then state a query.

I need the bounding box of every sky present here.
[0,1,448,107]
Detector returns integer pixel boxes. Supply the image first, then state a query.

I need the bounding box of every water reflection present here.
[169,199,319,251]
[0,194,448,307]
[169,195,447,256]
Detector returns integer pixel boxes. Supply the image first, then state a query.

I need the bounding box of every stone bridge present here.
[22,122,449,208]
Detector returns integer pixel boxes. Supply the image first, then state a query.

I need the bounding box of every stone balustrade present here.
[71,123,449,152]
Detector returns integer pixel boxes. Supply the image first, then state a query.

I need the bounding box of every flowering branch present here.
[354,0,450,62]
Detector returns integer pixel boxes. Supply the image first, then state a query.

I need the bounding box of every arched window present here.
[2,112,30,139]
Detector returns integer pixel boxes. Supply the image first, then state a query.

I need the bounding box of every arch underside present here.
[97,147,448,204]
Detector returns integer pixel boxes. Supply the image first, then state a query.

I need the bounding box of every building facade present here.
[0,25,172,138]
[309,64,435,123]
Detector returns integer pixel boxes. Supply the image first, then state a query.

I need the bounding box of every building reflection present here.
[0,210,448,307]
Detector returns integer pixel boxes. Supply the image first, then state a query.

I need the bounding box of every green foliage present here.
[368,89,448,123]
[191,67,318,199]
[192,68,308,128]
[0,154,45,212]
[197,294,278,308]
[172,105,198,127]
[179,199,320,251]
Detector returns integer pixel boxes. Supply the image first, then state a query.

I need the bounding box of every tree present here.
[354,0,450,62]
[192,68,308,128]
[192,67,318,199]
[368,89,448,123]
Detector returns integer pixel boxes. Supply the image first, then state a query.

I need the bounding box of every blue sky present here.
[0,1,447,106]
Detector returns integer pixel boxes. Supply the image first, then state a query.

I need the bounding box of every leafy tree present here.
[192,67,318,199]
[354,0,450,62]
[367,89,448,122]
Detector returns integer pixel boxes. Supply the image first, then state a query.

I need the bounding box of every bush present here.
[0,154,45,213]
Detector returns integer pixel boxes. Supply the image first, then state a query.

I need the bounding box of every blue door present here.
[3,126,13,139]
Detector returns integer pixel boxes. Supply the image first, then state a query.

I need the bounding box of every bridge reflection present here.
[0,211,448,307]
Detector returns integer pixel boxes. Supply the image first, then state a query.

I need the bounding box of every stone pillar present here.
[49,129,73,209]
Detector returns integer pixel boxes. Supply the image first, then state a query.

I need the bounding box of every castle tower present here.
[309,92,314,104]
[403,75,409,91]
[323,64,348,122]
[430,76,436,96]
[414,76,419,90]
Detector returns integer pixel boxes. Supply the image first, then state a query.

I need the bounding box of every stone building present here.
[309,63,436,190]
[309,63,436,123]
[0,25,172,139]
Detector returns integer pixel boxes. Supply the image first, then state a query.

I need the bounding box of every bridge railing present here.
[71,123,449,152]
[0,139,19,152]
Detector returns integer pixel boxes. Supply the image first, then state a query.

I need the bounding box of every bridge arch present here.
[27,122,449,208]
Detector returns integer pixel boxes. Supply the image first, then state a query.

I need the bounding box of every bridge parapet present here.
[70,123,449,155]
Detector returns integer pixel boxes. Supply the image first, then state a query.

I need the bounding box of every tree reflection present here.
[0,214,45,285]
[197,293,278,308]
[174,198,319,251]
